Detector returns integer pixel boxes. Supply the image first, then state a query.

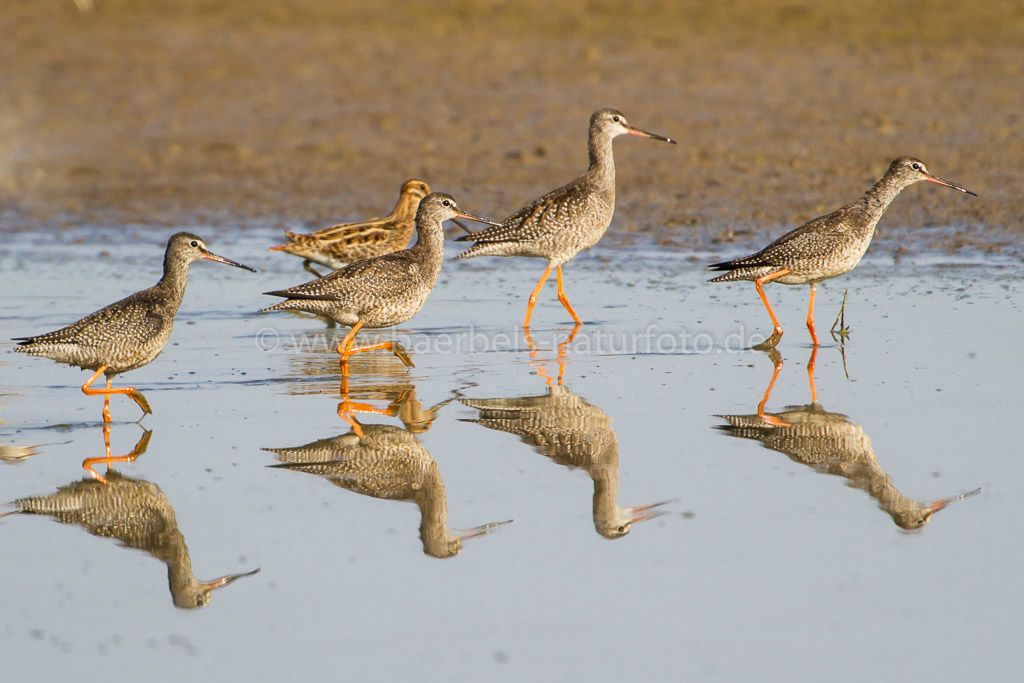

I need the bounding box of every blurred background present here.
[1,0,1021,250]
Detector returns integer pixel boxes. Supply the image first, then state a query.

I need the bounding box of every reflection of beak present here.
[203,567,261,590]
[927,487,982,516]
[202,250,258,272]
[456,519,513,541]
[627,126,677,144]
[623,500,674,524]
[924,174,978,197]
[455,210,504,228]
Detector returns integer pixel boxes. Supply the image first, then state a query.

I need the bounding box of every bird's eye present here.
[612,115,621,123]
[419,184,426,191]
[442,199,451,207]
[190,240,199,247]
[911,163,921,171]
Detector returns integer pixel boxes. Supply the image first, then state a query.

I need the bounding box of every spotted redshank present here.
[456,108,675,327]
[709,157,975,348]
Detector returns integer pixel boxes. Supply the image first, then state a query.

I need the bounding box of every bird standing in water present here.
[263,193,500,375]
[708,157,975,348]
[13,233,255,422]
[456,109,676,328]
[270,178,432,276]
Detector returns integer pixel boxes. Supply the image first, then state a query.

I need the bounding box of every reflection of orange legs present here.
[806,346,819,403]
[526,323,579,386]
[523,263,553,328]
[336,376,403,438]
[757,349,789,426]
[336,321,365,378]
[751,269,790,350]
[556,266,582,325]
[806,284,819,346]
[82,424,152,484]
[82,366,152,423]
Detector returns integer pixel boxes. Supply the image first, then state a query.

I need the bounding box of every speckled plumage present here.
[14,232,255,376]
[716,403,960,530]
[8,470,258,607]
[708,157,975,285]
[266,423,502,558]
[456,109,675,267]
[262,193,469,329]
[270,179,431,271]
[461,383,667,538]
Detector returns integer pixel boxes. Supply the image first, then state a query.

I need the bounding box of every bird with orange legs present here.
[263,193,500,377]
[13,233,255,422]
[708,157,975,349]
[456,109,675,329]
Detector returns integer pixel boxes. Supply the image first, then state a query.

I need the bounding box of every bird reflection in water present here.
[265,378,511,558]
[716,346,980,530]
[3,435,259,608]
[460,325,671,538]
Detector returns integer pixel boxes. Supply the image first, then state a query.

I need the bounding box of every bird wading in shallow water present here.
[270,178,432,277]
[262,193,501,376]
[13,233,255,422]
[708,157,975,349]
[456,108,676,328]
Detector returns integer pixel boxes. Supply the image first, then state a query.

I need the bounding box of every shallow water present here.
[1,227,1021,681]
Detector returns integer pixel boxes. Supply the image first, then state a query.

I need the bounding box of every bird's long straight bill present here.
[627,126,677,144]
[203,251,258,272]
[455,210,503,227]
[925,174,978,196]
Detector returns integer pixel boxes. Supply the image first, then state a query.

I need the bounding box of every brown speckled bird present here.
[4,469,259,608]
[270,179,431,276]
[265,423,511,558]
[262,193,500,375]
[13,232,255,422]
[456,108,675,327]
[709,157,975,348]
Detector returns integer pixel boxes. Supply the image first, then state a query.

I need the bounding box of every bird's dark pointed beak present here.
[202,250,258,272]
[455,210,503,228]
[456,519,513,541]
[627,126,677,144]
[204,567,260,590]
[925,174,977,197]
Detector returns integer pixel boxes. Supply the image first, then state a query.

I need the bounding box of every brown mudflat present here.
[2,1,1021,255]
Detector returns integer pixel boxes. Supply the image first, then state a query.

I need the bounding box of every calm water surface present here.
[0,227,1021,681]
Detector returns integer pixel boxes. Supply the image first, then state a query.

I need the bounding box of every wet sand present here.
[1,1,1023,255]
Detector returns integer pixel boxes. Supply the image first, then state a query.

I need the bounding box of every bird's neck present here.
[409,216,445,264]
[587,131,616,188]
[157,252,191,303]
[836,453,919,523]
[393,193,420,222]
[860,169,908,220]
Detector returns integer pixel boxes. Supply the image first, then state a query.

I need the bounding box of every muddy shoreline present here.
[1,1,1021,256]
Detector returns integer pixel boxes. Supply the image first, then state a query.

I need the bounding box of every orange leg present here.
[752,269,791,350]
[757,349,789,426]
[556,266,582,325]
[346,341,413,367]
[806,346,819,403]
[81,366,152,422]
[806,284,819,347]
[82,424,152,484]
[523,263,554,328]
[336,321,365,378]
